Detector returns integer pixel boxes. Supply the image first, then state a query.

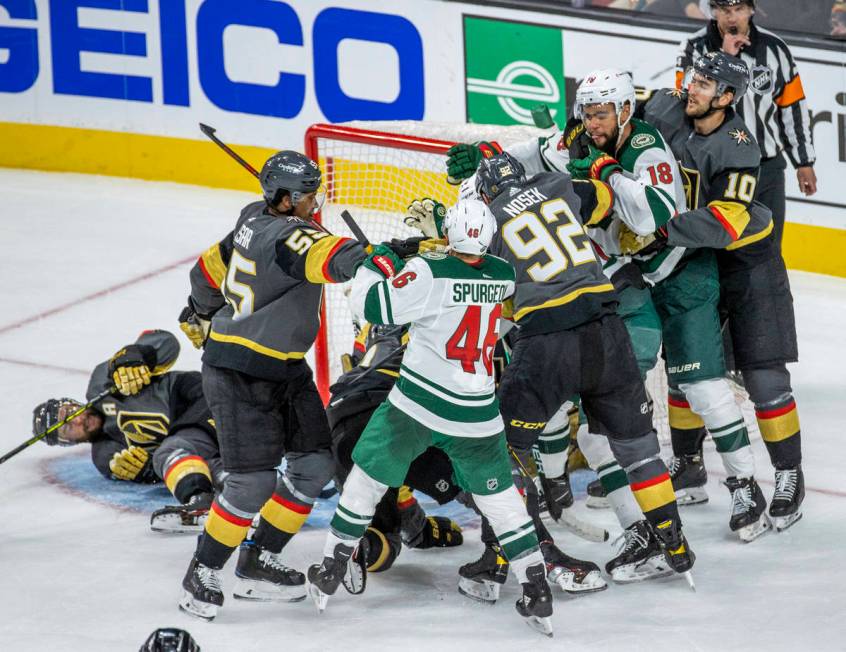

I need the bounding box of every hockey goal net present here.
[305,122,758,445]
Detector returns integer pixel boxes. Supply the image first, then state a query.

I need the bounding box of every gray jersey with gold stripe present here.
[486,172,618,336]
[189,201,366,381]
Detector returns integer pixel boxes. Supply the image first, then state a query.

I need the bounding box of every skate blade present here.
[457,577,501,604]
[683,571,696,592]
[342,557,366,595]
[737,514,772,543]
[549,568,607,594]
[674,487,709,506]
[524,615,554,638]
[150,513,205,534]
[772,510,802,532]
[307,583,330,613]
[585,496,609,510]
[554,508,609,543]
[232,578,306,603]
[178,591,219,621]
[609,555,674,584]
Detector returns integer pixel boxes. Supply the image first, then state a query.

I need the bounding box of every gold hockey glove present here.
[109,346,152,396]
[178,303,211,349]
[109,446,153,481]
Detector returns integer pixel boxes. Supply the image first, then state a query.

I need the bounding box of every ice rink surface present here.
[1,169,843,651]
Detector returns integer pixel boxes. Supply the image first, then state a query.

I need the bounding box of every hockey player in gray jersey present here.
[643,51,804,533]
[31,330,223,533]
[177,151,368,620]
[459,153,695,593]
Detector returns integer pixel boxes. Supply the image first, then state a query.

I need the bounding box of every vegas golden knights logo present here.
[679,165,701,209]
[117,411,170,448]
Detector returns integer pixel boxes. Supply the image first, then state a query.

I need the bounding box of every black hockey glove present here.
[539,471,575,522]
[383,236,425,259]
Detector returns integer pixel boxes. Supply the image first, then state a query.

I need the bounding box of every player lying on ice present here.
[31,329,223,533]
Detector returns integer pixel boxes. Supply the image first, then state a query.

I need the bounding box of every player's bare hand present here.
[796,166,817,196]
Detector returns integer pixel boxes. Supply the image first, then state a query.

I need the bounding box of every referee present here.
[676,0,817,246]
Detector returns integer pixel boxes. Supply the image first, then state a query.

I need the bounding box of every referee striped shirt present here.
[675,20,816,168]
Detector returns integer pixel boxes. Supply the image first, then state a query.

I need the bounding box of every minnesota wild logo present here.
[729,128,752,145]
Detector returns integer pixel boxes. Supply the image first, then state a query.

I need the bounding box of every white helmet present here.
[444,198,497,256]
[574,68,636,130]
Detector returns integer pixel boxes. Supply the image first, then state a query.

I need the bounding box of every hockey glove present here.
[178,301,211,350]
[404,198,446,238]
[566,145,622,182]
[539,472,575,522]
[406,516,463,549]
[446,141,503,185]
[109,445,155,482]
[109,345,153,396]
[362,244,405,279]
[384,236,425,259]
[561,116,592,160]
[619,224,668,256]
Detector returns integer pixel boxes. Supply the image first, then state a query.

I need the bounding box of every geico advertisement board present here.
[459,7,846,231]
[0,0,467,146]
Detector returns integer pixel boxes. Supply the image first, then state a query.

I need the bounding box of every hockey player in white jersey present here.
[307,199,554,636]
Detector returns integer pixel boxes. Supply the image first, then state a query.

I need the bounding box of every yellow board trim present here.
[1,123,844,278]
[514,283,615,321]
[207,331,306,361]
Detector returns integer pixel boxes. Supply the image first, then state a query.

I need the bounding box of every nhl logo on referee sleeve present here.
[750,65,774,95]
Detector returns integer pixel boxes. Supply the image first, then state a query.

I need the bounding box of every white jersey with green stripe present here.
[349,251,515,437]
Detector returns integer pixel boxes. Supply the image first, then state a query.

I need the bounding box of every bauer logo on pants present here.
[463,17,567,126]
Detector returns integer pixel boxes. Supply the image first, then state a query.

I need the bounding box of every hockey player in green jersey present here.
[31,330,222,533]
[177,151,370,620]
[308,199,556,636]
[643,51,804,533]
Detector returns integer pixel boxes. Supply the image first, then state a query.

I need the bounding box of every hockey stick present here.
[199,123,260,178]
[340,210,370,248]
[0,387,115,466]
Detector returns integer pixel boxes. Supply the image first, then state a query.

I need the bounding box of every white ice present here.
[0,169,843,651]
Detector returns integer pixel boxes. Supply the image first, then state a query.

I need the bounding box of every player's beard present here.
[589,127,618,155]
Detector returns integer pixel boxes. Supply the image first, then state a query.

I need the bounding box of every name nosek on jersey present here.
[502,188,549,217]
[451,281,510,305]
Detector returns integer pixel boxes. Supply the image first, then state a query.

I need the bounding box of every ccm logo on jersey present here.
[510,419,547,430]
[667,362,701,374]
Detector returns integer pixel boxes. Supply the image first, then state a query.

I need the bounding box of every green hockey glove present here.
[446,141,503,185]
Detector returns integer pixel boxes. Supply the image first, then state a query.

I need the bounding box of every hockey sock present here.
[324,465,387,557]
[602,470,643,530]
[253,489,313,554]
[608,431,680,526]
[162,451,214,504]
[473,486,541,582]
[668,388,707,456]
[743,367,802,470]
[197,495,254,568]
[680,378,754,478]
[755,395,802,469]
[537,403,572,478]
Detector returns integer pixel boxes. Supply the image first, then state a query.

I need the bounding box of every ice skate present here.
[306,542,364,613]
[458,543,509,604]
[150,492,213,534]
[770,467,804,532]
[179,556,223,621]
[540,540,606,594]
[232,540,306,602]
[725,476,771,542]
[515,563,554,637]
[668,454,709,506]
[652,518,696,590]
[605,520,673,584]
[585,478,609,509]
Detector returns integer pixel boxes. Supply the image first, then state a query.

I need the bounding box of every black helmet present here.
[710,0,755,8]
[139,628,200,652]
[32,398,83,446]
[474,152,527,201]
[259,151,321,207]
[693,51,749,104]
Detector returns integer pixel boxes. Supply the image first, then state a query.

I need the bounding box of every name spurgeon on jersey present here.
[451,282,511,305]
